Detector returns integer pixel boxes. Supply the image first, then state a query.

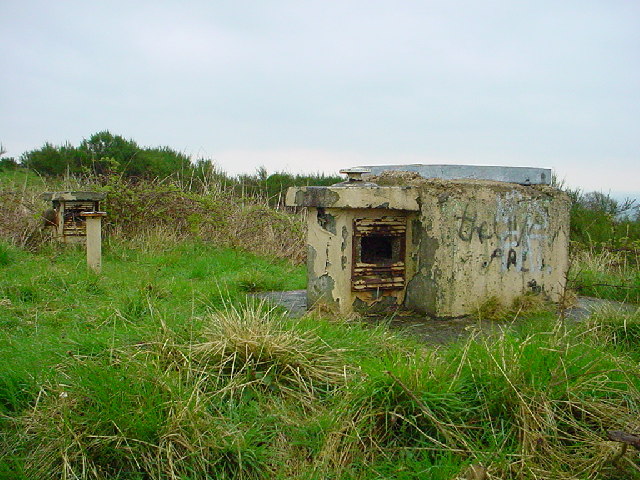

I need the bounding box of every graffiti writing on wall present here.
[456,193,550,273]
[457,203,494,243]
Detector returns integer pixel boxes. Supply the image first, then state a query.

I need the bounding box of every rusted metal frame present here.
[62,201,100,237]
[351,216,407,292]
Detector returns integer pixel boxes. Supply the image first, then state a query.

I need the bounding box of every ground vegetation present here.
[0,140,639,478]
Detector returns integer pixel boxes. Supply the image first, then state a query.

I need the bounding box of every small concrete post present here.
[80,212,107,273]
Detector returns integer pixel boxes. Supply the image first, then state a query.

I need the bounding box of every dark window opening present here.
[61,201,98,236]
[352,216,407,291]
[361,235,393,263]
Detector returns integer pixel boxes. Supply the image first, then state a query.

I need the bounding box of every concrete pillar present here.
[80,212,107,273]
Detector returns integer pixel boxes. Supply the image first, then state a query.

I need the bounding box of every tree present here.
[20,132,194,179]
[21,142,74,176]
[578,191,636,218]
[79,131,138,176]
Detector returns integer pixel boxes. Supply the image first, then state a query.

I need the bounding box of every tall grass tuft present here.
[5,302,347,479]
[192,301,348,403]
[0,241,14,266]
[571,245,640,303]
[583,305,640,355]
[317,323,640,479]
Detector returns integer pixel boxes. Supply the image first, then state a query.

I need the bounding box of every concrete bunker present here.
[286,165,570,318]
[41,191,107,243]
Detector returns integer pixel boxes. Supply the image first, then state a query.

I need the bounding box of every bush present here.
[20,131,191,180]
[227,204,306,264]
[99,177,306,263]
[101,176,226,238]
[0,191,48,250]
[569,189,640,248]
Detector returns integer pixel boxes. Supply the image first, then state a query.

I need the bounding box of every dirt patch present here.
[254,290,638,345]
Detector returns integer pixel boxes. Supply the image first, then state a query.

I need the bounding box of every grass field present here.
[0,239,639,479]
[1,166,640,479]
[0,238,305,407]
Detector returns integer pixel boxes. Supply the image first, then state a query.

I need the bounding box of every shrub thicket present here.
[2,132,343,260]
[100,176,307,263]
[18,132,342,206]
[20,131,192,179]
[567,189,640,303]
[569,189,640,249]
[0,166,309,262]
[0,158,18,171]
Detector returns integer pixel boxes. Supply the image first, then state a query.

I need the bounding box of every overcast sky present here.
[1,1,638,193]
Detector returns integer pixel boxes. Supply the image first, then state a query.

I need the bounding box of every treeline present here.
[9,131,342,205]
[20,131,191,178]
[5,132,640,246]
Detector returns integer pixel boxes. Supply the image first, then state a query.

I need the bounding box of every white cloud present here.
[0,0,638,192]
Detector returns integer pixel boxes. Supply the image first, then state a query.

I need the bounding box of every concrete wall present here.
[286,185,420,314]
[288,178,570,318]
[405,180,570,317]
[305,205,417,314]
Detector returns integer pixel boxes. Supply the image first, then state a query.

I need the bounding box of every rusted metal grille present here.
[62,201,97,236]
[352,217,406,291]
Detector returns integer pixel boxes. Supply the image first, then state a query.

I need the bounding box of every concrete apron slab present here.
[253,290,308,317]
[253,290,638,346]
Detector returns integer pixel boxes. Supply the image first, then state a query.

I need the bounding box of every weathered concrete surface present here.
[403,178,570,317]
[286,186,420,211]
[287,171,570,318]
[254,290,307,317]
[358,164,552,185]
[41,191,107,202]
[304,206,417,314]
[564,296,637,321]
[80,212,107,273]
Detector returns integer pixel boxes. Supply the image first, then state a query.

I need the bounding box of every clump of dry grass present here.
[582,304,640,354]
[192,301,348,403]
[7,302,347,479]
[314,322,640,479]
[13,360,272,480]
[570,243,640,304]
[572,246,632,277]
[0,170,307,262]
[226,205,306,265]
[0,191,49,249]
[474,296,509,321]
